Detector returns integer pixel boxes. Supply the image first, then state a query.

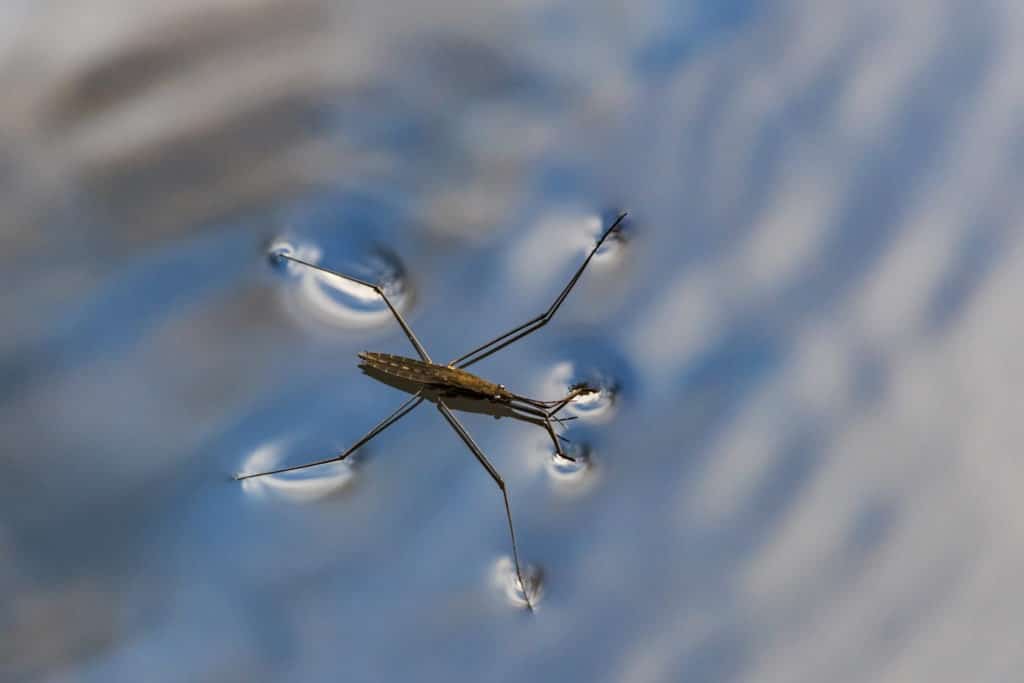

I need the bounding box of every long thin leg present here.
[435,400,536,611]
[276,253,432,362]
[236,393,424,480]
[449,212,627,369]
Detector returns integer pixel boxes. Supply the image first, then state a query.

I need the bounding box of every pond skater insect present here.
[237,212,628,610]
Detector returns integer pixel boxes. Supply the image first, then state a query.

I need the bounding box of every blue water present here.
[3,1,1022,681]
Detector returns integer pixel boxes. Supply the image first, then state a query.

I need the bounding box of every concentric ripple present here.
[491,556,544,609]
[267,239,413,331]
[541,360,619,424]
[237,440,356,502]
[547,441,601,496]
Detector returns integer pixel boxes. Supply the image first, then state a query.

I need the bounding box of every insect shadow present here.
[358,362,580,435]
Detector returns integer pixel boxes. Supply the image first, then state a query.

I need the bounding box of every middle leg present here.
[236,393,424,480]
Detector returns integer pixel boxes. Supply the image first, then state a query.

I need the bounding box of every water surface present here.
[2,1,1023,681]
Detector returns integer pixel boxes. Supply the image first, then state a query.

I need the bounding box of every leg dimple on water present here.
[492,557,544,609]
[267,238,414,332]
[547,441,600,496]
[543,360,620,424]
[237,440,357,502]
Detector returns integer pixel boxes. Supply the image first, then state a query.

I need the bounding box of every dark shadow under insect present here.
[237,212,628,611]
[358,362,581,436]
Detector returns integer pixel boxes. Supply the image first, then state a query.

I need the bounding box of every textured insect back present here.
[357,352,442,384]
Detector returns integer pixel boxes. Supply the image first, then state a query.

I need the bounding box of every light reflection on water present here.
[268,239,414,332]
[491,556,544,610]
[238,440,356,502]
[587,214,630,264]
[546,445,599,497]
[537,359,619,424]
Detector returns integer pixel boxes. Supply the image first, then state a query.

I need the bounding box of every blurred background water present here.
[2,0,1023,681]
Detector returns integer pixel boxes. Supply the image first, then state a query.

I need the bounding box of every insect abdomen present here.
[357,352,446,384]
[358,351,506,397]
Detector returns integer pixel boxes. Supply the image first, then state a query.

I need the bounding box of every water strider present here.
[237,212,628,610]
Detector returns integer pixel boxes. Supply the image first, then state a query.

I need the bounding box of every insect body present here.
[238,212,628,610]
[357,352,514,400]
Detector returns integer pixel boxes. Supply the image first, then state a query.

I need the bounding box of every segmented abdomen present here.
[357,351,503,397]
[358,352,447,383]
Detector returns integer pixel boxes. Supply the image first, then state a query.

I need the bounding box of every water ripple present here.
[268,239,413,332]
[490,556,544,609]
[237,440,356,502]
[547,442,600,497]
[541,360,620,424]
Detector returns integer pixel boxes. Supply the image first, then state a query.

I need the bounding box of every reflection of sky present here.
[3,0,1024,681]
